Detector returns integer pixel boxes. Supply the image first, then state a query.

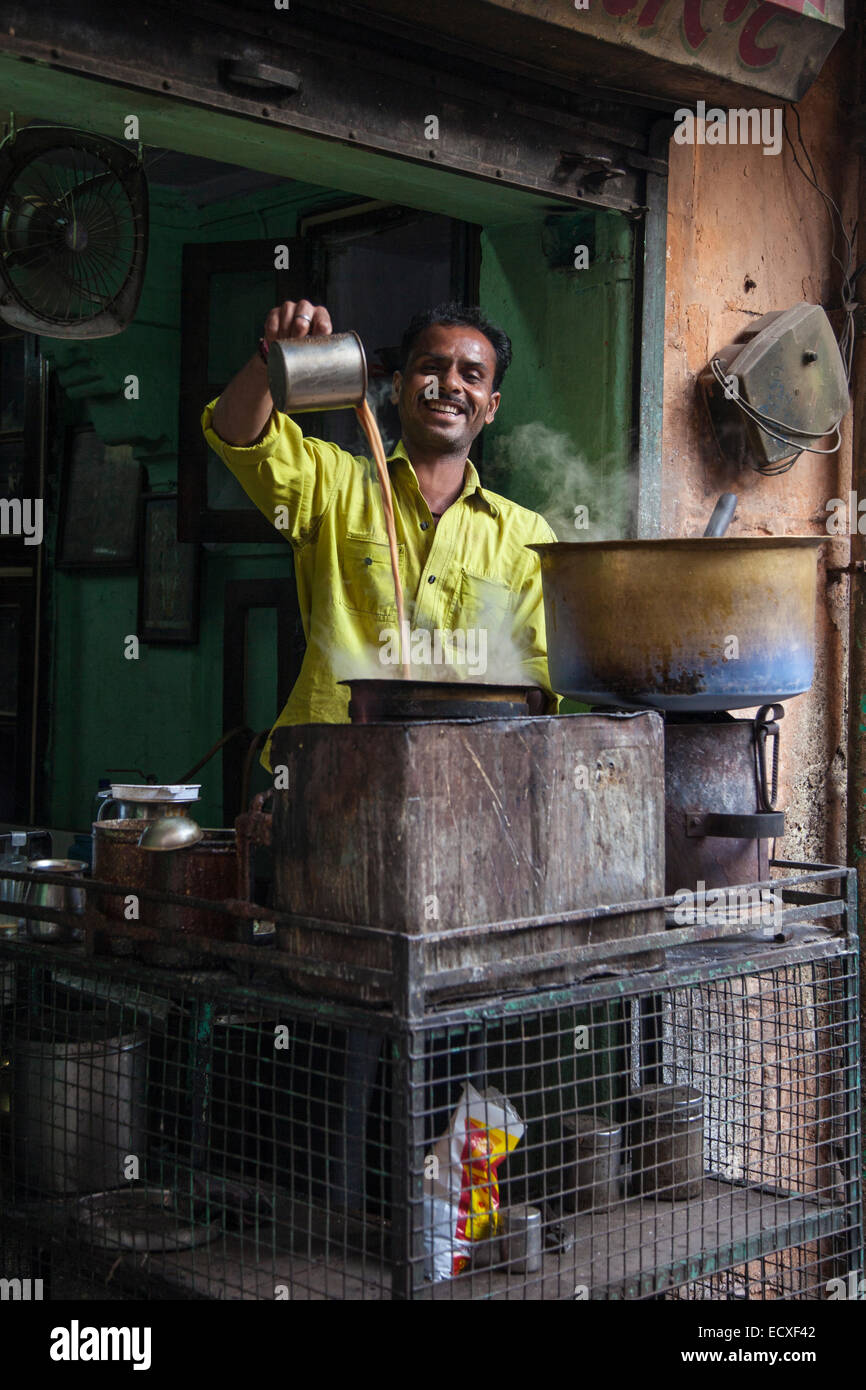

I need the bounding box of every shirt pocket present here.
[450,568,515,637]
[338,533,405,620]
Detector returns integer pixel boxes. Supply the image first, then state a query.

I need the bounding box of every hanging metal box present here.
[271,711,666,1002]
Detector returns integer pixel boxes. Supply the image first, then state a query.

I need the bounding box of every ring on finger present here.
[295,313,312,323]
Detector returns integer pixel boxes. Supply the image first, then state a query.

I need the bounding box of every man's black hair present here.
[399,302,513,391]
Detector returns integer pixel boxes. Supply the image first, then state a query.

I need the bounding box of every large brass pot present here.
[531,538,823,712]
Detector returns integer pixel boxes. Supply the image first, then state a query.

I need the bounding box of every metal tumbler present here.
[266,331,368,413]
[499,1205,543,1274]
[24,858,87,942]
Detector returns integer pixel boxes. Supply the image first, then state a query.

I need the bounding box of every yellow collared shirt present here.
[202,402,559,765]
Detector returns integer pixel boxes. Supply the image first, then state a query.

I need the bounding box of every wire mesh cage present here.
[0,903,860,1301]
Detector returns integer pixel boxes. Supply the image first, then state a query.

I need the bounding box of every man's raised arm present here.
[211,298,333,445]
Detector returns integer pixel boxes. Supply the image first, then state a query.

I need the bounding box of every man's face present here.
[393,323,501,455]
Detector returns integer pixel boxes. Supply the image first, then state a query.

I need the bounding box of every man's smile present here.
[421,396,466,419]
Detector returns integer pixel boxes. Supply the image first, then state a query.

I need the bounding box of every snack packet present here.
[422,1083,524,1281]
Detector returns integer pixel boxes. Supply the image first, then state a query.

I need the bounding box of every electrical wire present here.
[784,105,861,384]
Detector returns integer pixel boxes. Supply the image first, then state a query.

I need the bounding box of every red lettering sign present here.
[600,0,808,71]
[740,4,782,65]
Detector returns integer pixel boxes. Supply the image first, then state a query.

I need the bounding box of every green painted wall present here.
[479,211,635,716]
[480,210,635,537]
[42,180,343,831]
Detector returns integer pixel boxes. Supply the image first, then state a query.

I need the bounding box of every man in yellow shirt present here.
[202,298,558,765]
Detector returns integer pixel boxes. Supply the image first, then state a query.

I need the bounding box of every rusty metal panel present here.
[350,0,845,105]
[270,712,666,1001]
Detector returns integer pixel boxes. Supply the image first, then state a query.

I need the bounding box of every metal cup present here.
[24,859,87,942]
[266,331,368,413]
[499,1204,543,1274]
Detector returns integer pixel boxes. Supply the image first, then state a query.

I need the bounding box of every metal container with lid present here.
[632,1085,704,1200]
[562,1112,623,1211]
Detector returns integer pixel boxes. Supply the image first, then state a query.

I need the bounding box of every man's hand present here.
[264,299,332,344]
[212,298,333,446]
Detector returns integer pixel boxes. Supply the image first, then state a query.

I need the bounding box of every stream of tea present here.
[355,398,411,679]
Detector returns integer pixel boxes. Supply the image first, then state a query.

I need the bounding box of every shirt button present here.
[420,521,430,531]
[428,575,436,583]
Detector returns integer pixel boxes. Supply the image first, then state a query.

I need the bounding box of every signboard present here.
[362,0,846,103]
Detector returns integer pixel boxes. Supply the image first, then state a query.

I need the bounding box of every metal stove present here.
[663,704,784,898]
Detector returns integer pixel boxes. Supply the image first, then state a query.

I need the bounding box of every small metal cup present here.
[499,1205,543,1275]
[266,331,368,413]
[24,859,87,942]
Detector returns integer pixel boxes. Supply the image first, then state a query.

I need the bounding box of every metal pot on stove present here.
[530,531,823,713]
[342,678,534,723]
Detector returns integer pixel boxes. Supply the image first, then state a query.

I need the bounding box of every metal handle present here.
[754,704,783,812]
[223,59,301,94]
[96,797,118,822]
[685,810,785,838]
[702,493,738,538]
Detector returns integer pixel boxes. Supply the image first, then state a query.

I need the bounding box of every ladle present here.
[137,814,204,852]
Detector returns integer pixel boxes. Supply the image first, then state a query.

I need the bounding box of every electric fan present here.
[0,124,148,338]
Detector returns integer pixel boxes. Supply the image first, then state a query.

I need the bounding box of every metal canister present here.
[266,331,368,413]
[499,1205,543,1274]
[12,1010,148,1194]
[562,1113,623,1211]
[633,1085,704,1200]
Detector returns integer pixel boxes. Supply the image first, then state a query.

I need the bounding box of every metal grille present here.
[0,914,860,1300]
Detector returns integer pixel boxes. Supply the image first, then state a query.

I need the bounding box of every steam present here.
[332,609,533,688]
[486,422,629,541]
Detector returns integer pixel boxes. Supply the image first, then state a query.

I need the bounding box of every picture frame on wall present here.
[56,425,143,569]
[138,491,200,644]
